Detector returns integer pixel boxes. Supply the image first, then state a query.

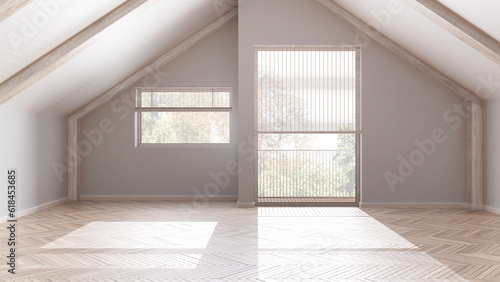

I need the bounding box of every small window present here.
[135,87,231,146]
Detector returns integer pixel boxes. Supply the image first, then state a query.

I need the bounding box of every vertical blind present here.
[256,46,360,133]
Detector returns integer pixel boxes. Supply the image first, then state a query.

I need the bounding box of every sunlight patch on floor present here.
[42,222,218,249]
[257,207,466,280]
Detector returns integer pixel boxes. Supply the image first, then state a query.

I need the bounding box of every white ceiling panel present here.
[2,0,229,115]
[0,0,126,83]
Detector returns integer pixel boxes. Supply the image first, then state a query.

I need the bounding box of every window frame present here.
[254,45,361,206]
[134,87,232,148]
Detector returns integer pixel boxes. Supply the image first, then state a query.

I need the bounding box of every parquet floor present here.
[1,201,499,281]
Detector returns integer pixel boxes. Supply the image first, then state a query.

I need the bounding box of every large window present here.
[135,87,231,146]
[255,46,360,205]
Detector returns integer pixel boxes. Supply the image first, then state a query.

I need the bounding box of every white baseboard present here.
[359,202,471,209]
[79,195,238,201]
[0,197,68,223]
[237,200,255,208]
[470,204,484,211]
[485,205,500,215]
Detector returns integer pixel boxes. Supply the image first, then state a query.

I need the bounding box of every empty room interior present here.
[1,0,500,280]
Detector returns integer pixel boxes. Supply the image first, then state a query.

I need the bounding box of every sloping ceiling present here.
[331,0,500,100]
[0,0,499,117]
[0,0,232,116]
[437,0,500,42]
[0,0,125,83]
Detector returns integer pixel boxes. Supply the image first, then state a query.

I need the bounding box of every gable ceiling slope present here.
[401,0,500,66]
[0,0,155,106]
[70,7,238,121]
[316,0,481,104]
[1,0,233,116]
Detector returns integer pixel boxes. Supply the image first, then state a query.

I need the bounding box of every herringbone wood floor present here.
[1,201,499,281]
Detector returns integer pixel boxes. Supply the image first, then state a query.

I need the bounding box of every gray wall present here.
[80,19,238,196]
[238,0,467,205]
[0,108,67,218]
[485,100,500,210]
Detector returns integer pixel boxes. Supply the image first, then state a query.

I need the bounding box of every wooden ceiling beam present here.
[0,0,155,105]
[402,0,500,66]
[0,0,32,22]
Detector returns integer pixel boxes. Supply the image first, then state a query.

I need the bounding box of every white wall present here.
[485,100,500,210]
[80,19,238,197]
[0,108,67,218]
[238,0,467,205]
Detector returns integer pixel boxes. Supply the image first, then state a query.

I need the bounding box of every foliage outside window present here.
[256,46,360,200]
[135,87,231,146]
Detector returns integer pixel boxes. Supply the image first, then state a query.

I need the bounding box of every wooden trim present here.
[359,203,471,209]
[256,202,359,207]
[0,0,32,22]
[402,0,500,67]
[79,195,238,201]
[16,197,68,218]
[237,200,256,208]
[485,205,500,215]
[256,131,362,134]
[0,0,154,105]
[0,197,68,223]
[253,47,259,206]
[136,86,233,92]
[135,107,232,112]
[254,45,362,50]
[467,101,483,207]
[356,46,361,132]
[69,7,238,121]
[68,119,79,201]
[314,0,481,104]
[356,134,361,204]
